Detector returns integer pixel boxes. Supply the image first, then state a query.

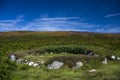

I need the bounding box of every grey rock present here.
[48,61,64,69]
[28,62,34,66]
[16,58,24,64]
[50,52,53,54]
[73,61,83,69]
[33,63,39,67]
[102,58,107,65]
[10,55,16,61]
[41,60,45,64]
[117,57,120,60]
[89,69,96,72]
[111,55,116,60]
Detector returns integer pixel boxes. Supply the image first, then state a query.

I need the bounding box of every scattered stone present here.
[25,62,29,65]
[102,58,107,65]
[94,54,99,57]
[111,55,116,60]
[25,59,28,62]
[41,60,45,64]
[50,52,53,54]
[73,61,83,69]
[16,58,24,64]
[10,55,16,61]
[33,63,39,67]
[28,62,34,66]
[117,57,120,60]
[48,61,64,69]
[84,50,93,55]
[89,69,96,72]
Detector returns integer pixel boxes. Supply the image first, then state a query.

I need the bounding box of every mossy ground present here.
[12,53,120,80]
[0,31,120,80]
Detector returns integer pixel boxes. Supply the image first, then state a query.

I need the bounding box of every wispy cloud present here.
[105,13,120,18]
[0,20,24,23]
[0,15,24,31]
[23,17,100,31]
[38,17,81,20]
[96,25,120,33]
[0,15,120,33]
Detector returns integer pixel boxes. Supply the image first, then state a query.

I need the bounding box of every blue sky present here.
[0,0,120,33]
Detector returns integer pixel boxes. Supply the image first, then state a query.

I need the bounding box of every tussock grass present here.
[0,31,120,80]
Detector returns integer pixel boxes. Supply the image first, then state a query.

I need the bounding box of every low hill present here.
[1,31,120,80]
[0,31,120,56]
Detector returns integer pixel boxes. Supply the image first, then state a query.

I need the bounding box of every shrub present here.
[45,54,98,68]
[0,56,17,80]
[19,45,86,55]
[19,64,29,70]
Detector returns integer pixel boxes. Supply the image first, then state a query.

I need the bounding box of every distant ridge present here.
[0,31,120,38]
[0,30,120,34]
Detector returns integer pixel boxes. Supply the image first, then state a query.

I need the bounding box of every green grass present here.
[11,52,120,80]
[13,55,120,80]
[0,31,120,80]
[0,31,120,56]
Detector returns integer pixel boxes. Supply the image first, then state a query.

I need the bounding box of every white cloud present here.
[96,26,120,33]
[0,15,120,33]
[0,15,24,31]
[105,13,120,18]
[0,16,99,31]
[0,20,24,23]
[38,17,81,20]
[23,17,100,31]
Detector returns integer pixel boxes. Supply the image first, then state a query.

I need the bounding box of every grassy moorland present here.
[0,31,120,55]
[0,31,120,80]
